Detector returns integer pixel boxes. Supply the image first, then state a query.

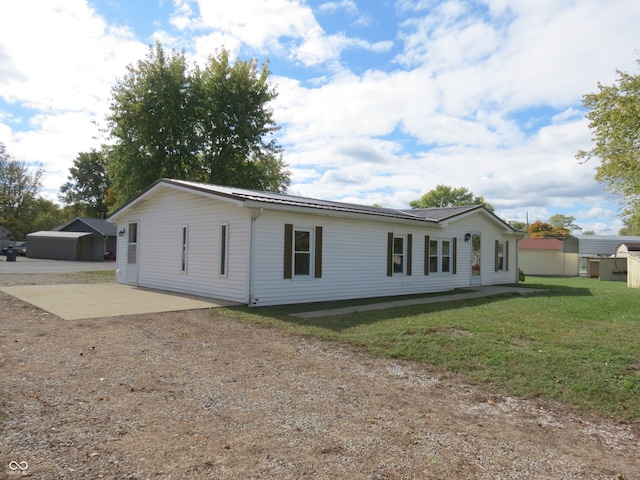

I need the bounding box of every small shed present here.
[615,242,640,257]
[597,257,628,282]
[518,237,579,276]
[26,231,105,261]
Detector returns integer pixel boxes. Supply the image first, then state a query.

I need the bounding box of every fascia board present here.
[242,200,439,227]
[439,208,516,234]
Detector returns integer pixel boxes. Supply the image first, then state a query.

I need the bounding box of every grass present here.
[221,277,640,423]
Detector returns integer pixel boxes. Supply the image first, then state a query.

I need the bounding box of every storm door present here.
[471,234,481,285]
[126,222,139,285]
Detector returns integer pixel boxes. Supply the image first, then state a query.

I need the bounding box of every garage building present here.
[26,231,104,261]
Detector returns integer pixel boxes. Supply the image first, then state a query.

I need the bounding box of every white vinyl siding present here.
[114,188,250,303]
[248,212,515,306]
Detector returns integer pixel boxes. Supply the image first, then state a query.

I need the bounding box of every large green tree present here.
[619,212,640,235]
[106,43,289,208]
[59,149,110,218]
[528,220,570,239]
[0,142,43,239]
[548,213,581,233]
[410,185,494,212]
[577,59,640,215]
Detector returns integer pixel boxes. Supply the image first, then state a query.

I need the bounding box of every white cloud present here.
[0,0,147,197]
[0,0,638,236]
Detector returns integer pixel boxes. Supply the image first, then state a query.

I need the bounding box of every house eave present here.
[242,200,439,226]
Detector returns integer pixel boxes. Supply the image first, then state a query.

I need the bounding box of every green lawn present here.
[222,277,640,423]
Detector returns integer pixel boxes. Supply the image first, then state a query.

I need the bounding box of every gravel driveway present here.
[1,272,639,479]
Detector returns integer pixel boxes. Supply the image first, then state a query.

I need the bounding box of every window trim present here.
[294,227,313,277]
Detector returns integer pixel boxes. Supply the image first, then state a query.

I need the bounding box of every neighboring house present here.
[26,231,105,261]
[518,237,579,276]
[0,226,14,251]
[55,217,117,258]
[108,179,520,307]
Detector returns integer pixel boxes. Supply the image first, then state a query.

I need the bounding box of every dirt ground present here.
[1,273,639,479]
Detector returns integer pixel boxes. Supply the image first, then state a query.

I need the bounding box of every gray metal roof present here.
[110,178,516,231]
[55,217,117,236]
[162,179,428,222]
[575,235,640,256]
[27,231,98,239]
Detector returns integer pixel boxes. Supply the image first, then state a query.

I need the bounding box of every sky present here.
[1,0,639,234]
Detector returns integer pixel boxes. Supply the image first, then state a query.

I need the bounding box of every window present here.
[495,240,509,271]
[294,229,311,276]
[442,240,451,273]
[429,239,438,273]
[425,237,456,275]
[181,226,188,273]
[284,224,323,279]
[393,236,405,273]
[387,233,413,276]
[220,223,228,277]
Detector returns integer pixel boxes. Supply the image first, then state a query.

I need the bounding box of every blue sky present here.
[1,0,639,234]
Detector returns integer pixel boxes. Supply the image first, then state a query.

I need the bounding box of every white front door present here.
[126,222,139,285]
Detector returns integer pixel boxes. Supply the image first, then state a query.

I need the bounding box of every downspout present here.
[248,207,264,306]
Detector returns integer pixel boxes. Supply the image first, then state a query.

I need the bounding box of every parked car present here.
[1,242,26,256]
[14,242,27,256]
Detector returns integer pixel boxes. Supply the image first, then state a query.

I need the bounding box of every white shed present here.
[108,179,521,307]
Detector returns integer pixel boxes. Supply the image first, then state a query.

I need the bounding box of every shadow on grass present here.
[227,282,593,333]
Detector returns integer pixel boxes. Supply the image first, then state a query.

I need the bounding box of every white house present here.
[107,179,520,307]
